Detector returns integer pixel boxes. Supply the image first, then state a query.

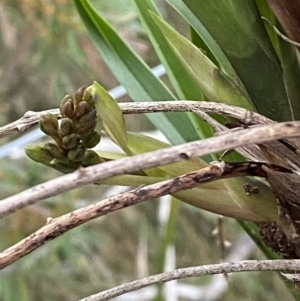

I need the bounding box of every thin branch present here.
[262,16,300,47]
[78,259,300,301]
[119,101,272,125]
[0,101,272,139]
[0,121,300,218]
[0,161,285,269]
[0,163,220,269]
[0,108,60,138]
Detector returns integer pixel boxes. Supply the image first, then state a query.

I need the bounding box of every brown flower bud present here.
[76,120,97,134]
[61,100,75,119]
[76,109,97,134]
[74,86,86,106]
[75,109,97,134]
[60,95,74,116]
[78,109,97,125]
[75,101,90,118]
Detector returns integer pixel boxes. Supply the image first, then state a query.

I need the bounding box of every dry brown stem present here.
[79,259,300,301]
[0,161,289,270]
[0,101,272,139]
[0,162,231,269]
[2,101,300,270]
[0,122,300,219]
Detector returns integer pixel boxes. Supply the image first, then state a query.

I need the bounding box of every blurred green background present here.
[0,1,295,300]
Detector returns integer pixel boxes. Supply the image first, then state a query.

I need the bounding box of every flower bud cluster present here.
[25,87,102,173]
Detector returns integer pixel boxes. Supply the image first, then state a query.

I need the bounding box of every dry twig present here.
[2,101,300,270]
[0,101,272,139]
[78,259,300,301]
[0,162,223,269]
[0,122,299,218]
[0,161,289,270]
[262,17,300,47]
[0,108,60,138]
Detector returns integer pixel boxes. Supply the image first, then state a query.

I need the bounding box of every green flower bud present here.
[43,142,65,159]
[82,150,103,167]
[50,158,80,173]
[59,118,74,136]
[62,134,80,149]
[39,113,58,136]
[82,88,93,104]
[67,144,86,162]
[82,130,101,148]
[25,143,53,165]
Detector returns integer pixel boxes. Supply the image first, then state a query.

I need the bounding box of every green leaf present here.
[126,131,208,175]
[125,132,277,222]
[132,0,214,162]
[74,0,200,145]
[151,12,255,110]
[95,150,126,160]
[165,0,243,87]
[132,0,203,100]
[75,0,278,222]
[181,0,295,121]
[87,81,131,155]
[94,131,277,222]
[173,178,277,222]
[256,0,300,121]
